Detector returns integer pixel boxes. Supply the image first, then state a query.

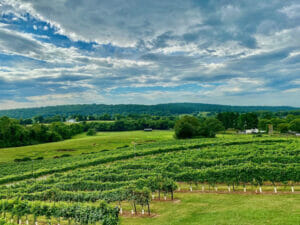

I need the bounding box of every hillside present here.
[0,132,299,225]
[0,103,298,118]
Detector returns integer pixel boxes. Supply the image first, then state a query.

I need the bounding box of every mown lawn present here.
[121,192,300,225]
[0,130,173,163]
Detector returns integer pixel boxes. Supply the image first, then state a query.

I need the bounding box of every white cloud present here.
[0,0,299,108]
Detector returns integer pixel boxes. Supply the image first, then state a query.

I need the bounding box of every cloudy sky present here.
[0,0,299,109]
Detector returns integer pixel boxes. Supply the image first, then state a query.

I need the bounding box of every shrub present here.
[87,128,97,136]
[14,157,32,163]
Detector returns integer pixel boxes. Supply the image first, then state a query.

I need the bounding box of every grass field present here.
[121,192,300,225]
[0,130,173,163]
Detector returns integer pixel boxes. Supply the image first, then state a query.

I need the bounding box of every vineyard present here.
[0,133,299,224]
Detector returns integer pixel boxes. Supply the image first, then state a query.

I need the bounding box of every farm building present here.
[239,128,260,134]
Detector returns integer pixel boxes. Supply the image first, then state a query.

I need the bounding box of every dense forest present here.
[1,111,300,148]
[0,103,298,119]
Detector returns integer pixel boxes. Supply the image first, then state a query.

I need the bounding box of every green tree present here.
[278,123,289,133]
[289,119,300,132]
[174,116,200,139]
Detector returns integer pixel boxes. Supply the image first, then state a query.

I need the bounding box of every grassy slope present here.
[122,192,300,225]
[0,130,173,163]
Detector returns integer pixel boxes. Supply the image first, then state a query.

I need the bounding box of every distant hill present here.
[0,103,298,118]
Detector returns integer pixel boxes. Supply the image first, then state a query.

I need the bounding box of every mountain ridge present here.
[0,103,298,118]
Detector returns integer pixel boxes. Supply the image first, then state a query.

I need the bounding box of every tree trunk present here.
[171,190,174,200]
[147,203,150,215]
[134,202,137,214]
[158,190,161,200]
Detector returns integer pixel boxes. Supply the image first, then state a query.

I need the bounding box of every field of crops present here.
[0,132,299,225]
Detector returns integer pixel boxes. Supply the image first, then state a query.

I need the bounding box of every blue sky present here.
[0,0,299,109]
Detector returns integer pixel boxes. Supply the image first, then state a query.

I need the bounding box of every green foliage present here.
[238,113,258,129]
[0,218,16,225]
[289,119,300,132]
[0,103,297,119]
[86,128,97,136]
[174,116,199,139]
[217,112,239,129]
[175,116,224,139]
[278,123,289,133]
[258,119,270,131]
[0,117,83,148]
[0,200,119,225]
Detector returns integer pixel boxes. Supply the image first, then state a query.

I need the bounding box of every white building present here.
[245,128,259,134]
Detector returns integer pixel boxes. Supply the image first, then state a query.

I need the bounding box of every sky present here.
[0,0,299,110]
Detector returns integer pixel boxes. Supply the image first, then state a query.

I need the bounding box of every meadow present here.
[0,131,299,225]
[0,130,173,163]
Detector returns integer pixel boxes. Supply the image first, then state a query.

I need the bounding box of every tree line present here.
[0,103,297,119]
[217,112,300,132]
[0,117,83,148]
